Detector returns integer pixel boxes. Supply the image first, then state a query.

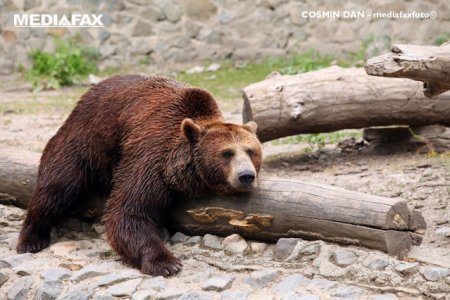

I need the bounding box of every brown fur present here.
[17,75,262,276]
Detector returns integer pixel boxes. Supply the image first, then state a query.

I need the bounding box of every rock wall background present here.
[0,0,449,74]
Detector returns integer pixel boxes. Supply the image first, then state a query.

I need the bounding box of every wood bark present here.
[0,149,426,257]
[242,66,450,142]
[364,125,450,154]
[365,43,450,97]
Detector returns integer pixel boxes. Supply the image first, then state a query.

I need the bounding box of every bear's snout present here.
[238,170,256,186]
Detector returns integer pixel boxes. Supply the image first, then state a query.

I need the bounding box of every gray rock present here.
[202,234,223,250]
[395,262,419,275]
[368,293,399,300]
[155,289,183,300]
[0,253,33,268]
[436,227,450,237]
[71,262,119,282]
[280,294,320,300]
[98,44,115,58]
[307,277,337,290]
[221,290,249,300]
[222,234,248,254]
[420,266,450,281]
[272,274,310,293]
[178,292,212,300]
[96,269,141,286]
[132,20,153,36]
[132,290,157,300]
[365,256,389,271]
[202,275,235,291]
[332,249,358,267]
[163,2,182,23]
[273,238,299,261]
[245,268,282,288]
[170,232,189,243]
[0,271,9,288]
[7,276,33,300]
[41,268,71,282]
[185,236,202,245]
[184,268,214,283]
[107,278,142,296]
[59,287,94,300]
[140,276,167,291]
[331,286,366,299]
[250,242,267,253]
[13,258,50,276]
[181,0,217,21]
[93,292,113,300]
[34,281,62,300]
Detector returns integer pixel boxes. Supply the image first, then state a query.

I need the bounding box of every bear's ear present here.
[181,118,205,143]
[243,121,258,135]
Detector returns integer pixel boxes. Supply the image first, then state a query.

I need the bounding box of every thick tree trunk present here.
[365,43,450,97]
[0,149,426,257]
[242,66,450,142]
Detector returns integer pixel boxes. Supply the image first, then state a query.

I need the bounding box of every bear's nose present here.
[238,170,255,185]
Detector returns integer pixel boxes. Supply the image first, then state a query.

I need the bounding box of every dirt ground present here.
[1,76,450,298]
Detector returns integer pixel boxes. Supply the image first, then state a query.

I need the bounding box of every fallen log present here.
[365,43,450,97]
[0,149,426,257]
[242,66,450,142]
[364,125,450,154]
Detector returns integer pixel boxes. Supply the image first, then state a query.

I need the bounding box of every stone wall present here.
[0,0,449,74]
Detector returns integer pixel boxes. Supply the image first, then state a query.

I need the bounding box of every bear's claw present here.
[17,235,50,253]
[141,255,183,277]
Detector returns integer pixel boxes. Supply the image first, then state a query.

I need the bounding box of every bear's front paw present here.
[17,231,50,253]
[141,253,182,277]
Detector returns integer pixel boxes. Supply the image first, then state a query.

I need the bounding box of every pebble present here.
[71,262,120,282]
[206,63,220,72]
[178,292,212,300]
[202,275,235,291]
[221,290,249,300]
[364,256,389,271]
[307,277,337,290]
[34,280,62,300]
[140,276,167,291]
[331,286,367,299]
[107,278,142,296]
[368,293,399,300]
[245,268,282,288]
[332,249,358,267]
[132,290,157,300]
[7,275,33,300]
[395,262,419,275]
[436,227,450,237]
[273,238,299,261]
[420,266,450,281]
[155,289,183,300]
[250,242,267,253]
[202,234,223,250]
[59,286,94,300]
[222,234,248,254]
[170,232,189,243]
[185,236,202,245]
[0,271,9,288]
[41,267,72,282]
[280,293,320,300]
[272,274,310,294]
[13,258,50,276]
[96,268,141,286]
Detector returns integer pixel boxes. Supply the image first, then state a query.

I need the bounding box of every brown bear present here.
[17,75,262,276]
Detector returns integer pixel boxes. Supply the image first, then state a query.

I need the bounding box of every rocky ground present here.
[1,79,450,299]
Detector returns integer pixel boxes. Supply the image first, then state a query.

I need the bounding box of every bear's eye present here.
[247,149,254,157]
[222,149,234,159]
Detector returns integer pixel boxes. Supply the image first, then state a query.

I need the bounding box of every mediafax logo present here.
[13,14,104,27]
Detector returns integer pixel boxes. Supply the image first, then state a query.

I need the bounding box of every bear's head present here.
[181,118,262,193]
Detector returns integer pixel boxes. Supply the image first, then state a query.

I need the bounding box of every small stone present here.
[155,289,183,300]
[250,242,267,253]
[162,2,182,23]
[273,238,299,261]
[202,234,223,250]
[34,281,62,300]
[185,236,202,245]
[245,268,282,288]
[59,286,93,300]
[88,74,103,85]
[96,268,141,286]
[368,293,399,300]
[364,256,389,271]
[132,290,157,300]
[272,274,310,294]
[93,291,113,300]
[222,234,248,254]
[206,63,220,72]
[395,262,419,275]
[331,286,366,299]
[41,267,72,282]
[186,66,205,74]
[7,276,33,300]
[13,258,49,275]
[202,275,235,291]
[107,278,142,296]
[307,277,337,290]
[221,290,249,300]
[71,262,120,282]
[420,266,450,281]
[0,253,33,268]
[0,271,8,288]
[185,268,214,283]
[332,249,358,267]
[436,227,450,237]
[50,241,82,256]
[178,292,212,300]
[140,276,167,291]
[170,232,189,243]
[281,294,320,300]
